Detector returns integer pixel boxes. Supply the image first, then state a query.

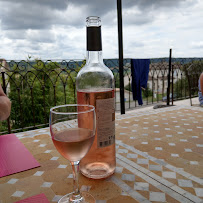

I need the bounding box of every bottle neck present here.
[86,51,103,65]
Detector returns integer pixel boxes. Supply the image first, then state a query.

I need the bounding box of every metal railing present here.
[0,57,202,134]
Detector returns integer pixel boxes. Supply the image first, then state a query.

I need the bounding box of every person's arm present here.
[0,83,11,121]
[200,73,203,95]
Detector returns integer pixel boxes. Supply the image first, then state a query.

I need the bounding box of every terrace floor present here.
[0,98,202,203]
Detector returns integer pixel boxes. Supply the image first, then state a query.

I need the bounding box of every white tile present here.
[185,148,192,152]
[80,185,91,192]
[52,195,63,202]
[177,132,183,134]
[192,136,198,138]
[121,191,129,196]
[121,127,128,129]
[131,130,137,132]
[154,131,160,133]
[33,139,40,142]
[162,171,176,179]
[166,135,172,137]
[196,144,203,147]
[137,159,148,165]
[58,165,67,168]
[127,153,138,159]
[120,132,126,135]
[44,150,52,153]
[165,128,170,130]
[149,192,166,202]
[134,182,149,191]
[141,142,148,145]
[122,174,135,181]
[12,191,25,197]
[7,178,18,184]
[195,188,203,197]
[178,179,193,187]
[169,143,175,146]
[154,125,159,127]
[130,137,136,139]
[142,133,148,136]
[118,149,128,153]
[190,161,198,165]
[115,167,123,173]
[41,182,53,188]
[171,154,179,157]
[154,138,161,140]
[180,139,187,142]
[33,171,44,176]
[50,156,59,160]
[143,127,148,129]
[68,174,73,178]
[149,165,162,171]
[39,144,46,147]
[155,147,163,150]
[175,126,180,128]
[187,129,193,131]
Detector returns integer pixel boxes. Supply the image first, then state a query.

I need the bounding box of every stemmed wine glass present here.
[50,104,96,203]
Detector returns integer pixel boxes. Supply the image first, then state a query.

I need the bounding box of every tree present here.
[2,59,85,132]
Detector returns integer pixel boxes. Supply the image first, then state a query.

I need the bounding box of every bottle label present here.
[96,98,115,148]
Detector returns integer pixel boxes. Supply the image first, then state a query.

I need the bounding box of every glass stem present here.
[71,161,81,199]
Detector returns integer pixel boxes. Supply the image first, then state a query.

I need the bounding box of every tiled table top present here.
[0,105,202,203]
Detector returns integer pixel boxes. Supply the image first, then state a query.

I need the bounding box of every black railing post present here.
[167,48,172,105]
[1,71,11,134]
[117,0,125,114]
[171,64,174,105]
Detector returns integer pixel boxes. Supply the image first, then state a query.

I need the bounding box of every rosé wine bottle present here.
[76,16,116,179]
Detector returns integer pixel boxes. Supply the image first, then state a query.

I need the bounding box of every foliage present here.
[142,86,153,98]
[1,59,85,133]
[173,60,203,98]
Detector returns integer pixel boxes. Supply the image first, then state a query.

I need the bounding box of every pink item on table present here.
[15,193,50,203]
[0,134,40,178]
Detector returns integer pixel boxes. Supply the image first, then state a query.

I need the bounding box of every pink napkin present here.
[15,193,50,203]
[0,134,40,178]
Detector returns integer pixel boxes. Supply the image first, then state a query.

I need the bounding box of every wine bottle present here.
[76,16,116,179]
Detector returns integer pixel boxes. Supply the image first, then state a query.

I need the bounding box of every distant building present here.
[147,62,183,94]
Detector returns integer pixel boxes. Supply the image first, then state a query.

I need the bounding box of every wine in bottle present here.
[76,16,116,179]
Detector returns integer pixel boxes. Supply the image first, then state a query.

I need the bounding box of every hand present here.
[0,84,11,121]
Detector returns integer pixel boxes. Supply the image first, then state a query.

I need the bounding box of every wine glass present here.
[50,104,96,203]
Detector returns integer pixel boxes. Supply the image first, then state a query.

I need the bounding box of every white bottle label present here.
[96,98,115,148]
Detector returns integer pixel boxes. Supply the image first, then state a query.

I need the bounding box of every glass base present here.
[58,192,95,203]
[80,162,115,179]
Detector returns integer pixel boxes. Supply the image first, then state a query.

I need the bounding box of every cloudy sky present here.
[0,0,202,60]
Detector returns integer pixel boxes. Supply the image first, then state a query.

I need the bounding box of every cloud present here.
[190,41,203,49]
[0,0,202,59]
[25,30,55,43]
[1,0,192,31]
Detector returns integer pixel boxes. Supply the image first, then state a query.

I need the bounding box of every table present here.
[0,105,203,203]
